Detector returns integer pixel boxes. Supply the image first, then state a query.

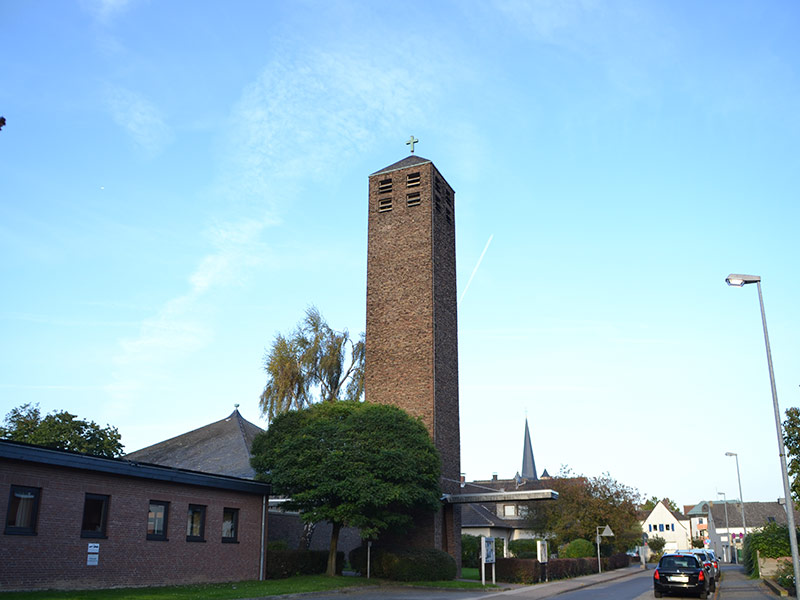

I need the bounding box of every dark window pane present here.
[186,504,205,541]
[147,501,169,541]
[222,507,238,542]
[81,494,109,538]
[5,486,41,535]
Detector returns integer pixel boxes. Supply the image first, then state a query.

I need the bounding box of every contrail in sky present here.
[459,234,493,307]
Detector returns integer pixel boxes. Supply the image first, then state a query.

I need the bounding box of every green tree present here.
[642,496,680,512]
[259,306,364,422]
[783,407,800,503]
[250,401,441,576]
[0,403,123,458]
[526,467,642,553]
[648,535,667,555]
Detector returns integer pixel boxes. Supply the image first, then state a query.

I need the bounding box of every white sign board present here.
[482,537,496,564]
[87,554,99,566]
[537,540,548,563]
[87,543,100,553]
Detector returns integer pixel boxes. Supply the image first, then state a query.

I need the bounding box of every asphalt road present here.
[250,565,781,600]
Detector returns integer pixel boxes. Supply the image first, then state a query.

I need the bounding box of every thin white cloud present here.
[104,85,172,156]
[220,46,434,205]
[80,0,135,23]
[108,43,449,410]
[108,217,273,402]
[492,0,601,44]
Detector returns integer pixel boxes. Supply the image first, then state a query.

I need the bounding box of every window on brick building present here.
[81,493,110,538]
[186,504,206,542]
[407,192,421,207]
[222,507,239,543]
[5,485,41,535]
[378,179,392,193]
[147,500,169,541]
[378,197,392,213]
[406,172,420,187]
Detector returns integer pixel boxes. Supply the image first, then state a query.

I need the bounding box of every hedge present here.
[350,545,457,581]
[494,553,630,584]
[266,549,344,579]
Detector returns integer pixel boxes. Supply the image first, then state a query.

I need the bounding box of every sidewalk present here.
[477,564,645,599]
[718,565,783,599]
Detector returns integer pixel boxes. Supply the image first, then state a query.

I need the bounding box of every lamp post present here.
[718,492,730,563]
[724,451,747,562]
[725,273,800,589]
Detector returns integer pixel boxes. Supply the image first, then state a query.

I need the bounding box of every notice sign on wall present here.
[87,542,99,566]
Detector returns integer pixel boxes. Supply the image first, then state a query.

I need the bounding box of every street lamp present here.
[724,451,747,560]
[718,492,730,563]
[726,273,800,588]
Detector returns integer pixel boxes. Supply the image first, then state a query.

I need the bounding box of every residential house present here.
[639,500,691,557]
[704,500,800,563]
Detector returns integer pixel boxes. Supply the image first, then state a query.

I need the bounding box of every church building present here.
[365,150,461,562]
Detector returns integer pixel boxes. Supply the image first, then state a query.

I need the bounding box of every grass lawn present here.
[0,574,495,599]
[0,575,372,600]
[461,567,480,580]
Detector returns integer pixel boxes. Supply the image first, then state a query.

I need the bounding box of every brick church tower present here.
[365,151,461,562]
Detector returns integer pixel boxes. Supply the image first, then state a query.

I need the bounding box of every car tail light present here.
[713,561,718,569]
[654,569,660,581]
[699,570,705,581]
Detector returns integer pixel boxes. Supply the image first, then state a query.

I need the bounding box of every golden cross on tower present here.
[406,135,419,153]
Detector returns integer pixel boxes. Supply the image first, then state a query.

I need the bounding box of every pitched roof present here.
[521,418,537,481]
[462,503,511,529]
[0,440,269,495]
[710,500,800,529]
[370,155,432,176]
[126,409,263,479]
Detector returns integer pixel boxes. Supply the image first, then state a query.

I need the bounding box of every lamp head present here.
[725,451,737,457]
[726,274,761,287]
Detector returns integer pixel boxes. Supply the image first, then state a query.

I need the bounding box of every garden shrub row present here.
[495,553,630,584]
[350,545,457,581]
[266,549,344,579]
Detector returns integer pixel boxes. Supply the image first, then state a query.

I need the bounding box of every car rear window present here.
[661,556,699,569]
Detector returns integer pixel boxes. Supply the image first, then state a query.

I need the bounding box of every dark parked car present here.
[654,553,710,598]
[679,549,717,589]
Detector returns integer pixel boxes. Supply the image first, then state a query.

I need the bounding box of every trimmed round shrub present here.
[350,546,457,581]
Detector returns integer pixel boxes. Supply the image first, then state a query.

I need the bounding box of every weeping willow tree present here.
[259,306,364,423]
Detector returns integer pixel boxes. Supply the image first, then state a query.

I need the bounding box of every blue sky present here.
[2,0,799,508]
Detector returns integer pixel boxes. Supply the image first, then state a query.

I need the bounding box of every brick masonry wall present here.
[365,158,461,565]
[0,459,267,591]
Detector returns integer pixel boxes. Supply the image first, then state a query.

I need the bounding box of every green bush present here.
[509,538,539,557]
[743,522,800,577]
[562,539,595,558]
[462,534,481,568]
[776,559,796,595]
[349,546,457,581]
[266,549,344,579]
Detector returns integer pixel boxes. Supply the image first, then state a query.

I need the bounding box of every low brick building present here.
[1,439,270,591]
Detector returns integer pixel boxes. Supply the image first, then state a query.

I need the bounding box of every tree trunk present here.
[327,521,341,577]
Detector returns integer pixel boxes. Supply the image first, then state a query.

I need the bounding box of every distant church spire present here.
[521,418,538,481]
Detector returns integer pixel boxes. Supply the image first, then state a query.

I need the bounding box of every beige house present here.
[640,500,691,557]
